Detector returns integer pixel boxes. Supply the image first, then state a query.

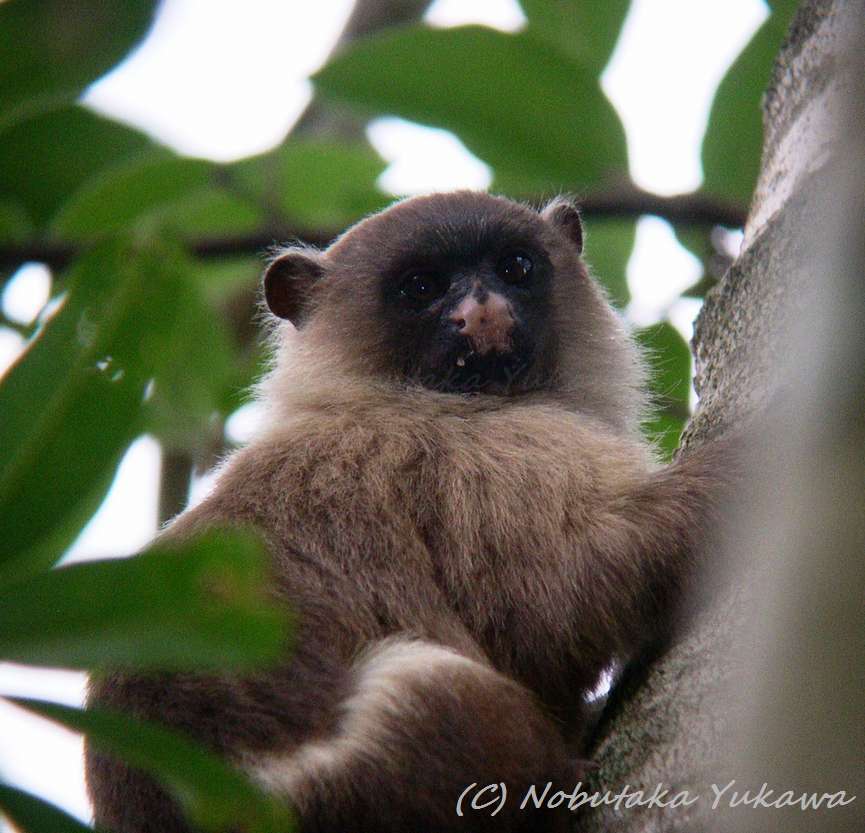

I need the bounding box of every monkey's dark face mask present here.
[263,193,584,397]
[379,248,554,395]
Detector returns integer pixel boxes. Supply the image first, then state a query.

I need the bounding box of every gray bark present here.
[579,2,864,831]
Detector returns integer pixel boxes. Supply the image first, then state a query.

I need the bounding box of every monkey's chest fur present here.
[179,400,650,737]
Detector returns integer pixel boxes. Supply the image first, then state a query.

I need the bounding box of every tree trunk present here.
[579,2,864,831]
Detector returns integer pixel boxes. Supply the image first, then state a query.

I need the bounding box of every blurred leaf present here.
[17,464,120,574]
[682,272,718,300]
[313,26,627,192]
[194,257,263,304]
[701,4,798,203]
[211,341,270,425]
[0,0,158,130]
[520,0,630,73]
[231,140,388,229]
[144,281,237,449]
[0,530,289,670]
[672,224,712,298]
[638,321,691,407]
[764,0,800,13]
[582,219,635,307]
[52,153,265,239]
[10,698,295,833]
[673,224,711,261]
[0,200,34,243]
[643,412,685,460]
[0,240,186,581]
[164,188,264,237]
[51,153,212,237]
[0,783,98,833]
[0,106,154,230]
[637,322,692,459]
[194,258,268,418]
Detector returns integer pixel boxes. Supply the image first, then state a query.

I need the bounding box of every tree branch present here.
[158,448,193,527]
[577,186,746,227]
[0,189,746,278]
[291,0,433,139]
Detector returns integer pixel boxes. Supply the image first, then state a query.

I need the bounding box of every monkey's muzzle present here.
[449,291,515,357]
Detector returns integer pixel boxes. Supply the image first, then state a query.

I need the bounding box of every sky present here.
[0,0,767,826]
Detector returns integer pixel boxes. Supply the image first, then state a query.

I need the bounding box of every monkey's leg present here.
[248,637,572,833]
[85,640,348,833]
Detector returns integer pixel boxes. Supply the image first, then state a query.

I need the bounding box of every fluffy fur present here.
[86,192,728,833]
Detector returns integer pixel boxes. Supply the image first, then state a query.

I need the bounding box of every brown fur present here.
[86,192,731,833]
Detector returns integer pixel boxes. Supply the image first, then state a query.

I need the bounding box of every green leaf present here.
[0,200,34,243]
[764,0,800,13]
[51,153,213,237]
[51,153,265,239]
[194,256,263,305]
[230,140,388,229]
[671,225,713,298]
[210,340,270,425]
[0,783,98,833]
[9,699,295,833]
[701,4,798,203]
[637,322,692,458]
[0,0,158,130]
[582,219,635,307]
[638,321,691,407]
[643,412,685,460]
[163,187,265,237]
[313,26,627,192]
[673,224,711,262]
[519,0,631,73]
[195,258,270,426]
[0,240,186,581]
[144,280,238,449]
[0,530,289,670]
[13,464,120,583]
[0,106,155,230]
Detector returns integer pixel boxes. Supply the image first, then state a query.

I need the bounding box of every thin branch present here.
[577,187,746,228]
[291,0,433,139]
[0,227,334,276]
[0,189,746,278]
[158,448,193,526]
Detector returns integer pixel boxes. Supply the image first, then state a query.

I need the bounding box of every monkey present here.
[85,191,735,833]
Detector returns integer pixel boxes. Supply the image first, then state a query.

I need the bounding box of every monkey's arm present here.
[570,438,736,657]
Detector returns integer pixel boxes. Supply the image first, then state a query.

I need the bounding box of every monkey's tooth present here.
[456,356,466,367]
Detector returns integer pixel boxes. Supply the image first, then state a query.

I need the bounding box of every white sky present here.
[0,0,767,826]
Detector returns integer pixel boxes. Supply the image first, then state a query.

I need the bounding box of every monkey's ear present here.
[264,248,324,326]
[541,197,583,254]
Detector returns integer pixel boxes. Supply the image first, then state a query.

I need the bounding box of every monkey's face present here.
[373,217,558,394]
[264,192,588,396]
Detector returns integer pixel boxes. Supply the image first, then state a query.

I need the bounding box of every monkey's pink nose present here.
[450,292,514,355]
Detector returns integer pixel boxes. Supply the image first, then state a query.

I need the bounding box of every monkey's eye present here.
[496,253,533,284]
[399,273,446,304]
